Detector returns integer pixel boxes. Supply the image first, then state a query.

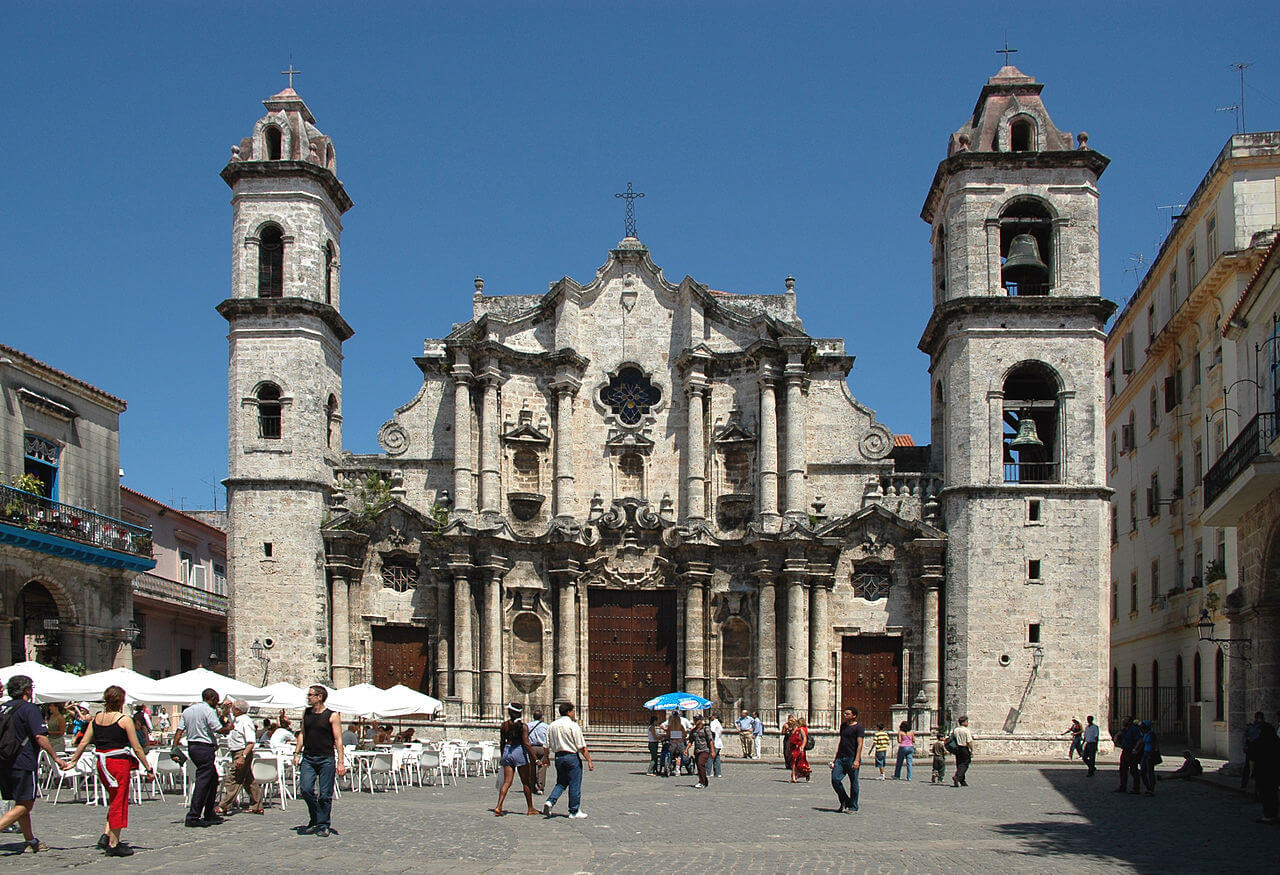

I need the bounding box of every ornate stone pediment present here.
[580,546,671,589]
[501,407,551,446]
[712,416,755,446]
[604,428,655,456]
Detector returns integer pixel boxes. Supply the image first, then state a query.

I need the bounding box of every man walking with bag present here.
[0,674,70,851]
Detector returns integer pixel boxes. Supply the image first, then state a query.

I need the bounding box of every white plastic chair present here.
[464,746,490,777]
[251,756,289,811]
[364,753,398,793]
[417,749,452,787]
[152,750,182,797]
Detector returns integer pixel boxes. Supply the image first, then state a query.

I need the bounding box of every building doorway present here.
[371,625,432,693]
[587,588,677,724]
[14,581,60,665]
[840,635,903,730]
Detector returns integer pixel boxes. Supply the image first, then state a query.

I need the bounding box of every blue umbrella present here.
[643,691,713,711]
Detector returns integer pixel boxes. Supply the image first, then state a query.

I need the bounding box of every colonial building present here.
[0,344,155,671]
[1105,133,1280,756]
[222,67,1112,752]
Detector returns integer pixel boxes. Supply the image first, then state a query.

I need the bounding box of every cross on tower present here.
[281,64,301,89]
[615,182,645,239]
[996,41,1018,66]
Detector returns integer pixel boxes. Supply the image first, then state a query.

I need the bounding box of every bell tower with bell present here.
[918,64,1115,753]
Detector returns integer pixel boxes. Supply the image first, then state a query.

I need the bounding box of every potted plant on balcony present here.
[4,474,44,528]
[1203,559,1227,585]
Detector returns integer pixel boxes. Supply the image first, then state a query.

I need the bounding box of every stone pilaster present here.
[552,558,581,706]
[480,553,508,718]
[551,378,580,518]
[479,367,502,515]
[919,560,944,721]
[685,367,709,522]
[783,558,809,712]
[329,571,351,688]
[753,559,778,712]
[449,554,475,710]
[757,367,780,526]
[435,573,451,698]
[808,566,833,725]
[683,562,712,698]
[450,355,475,515]
[780,340,809,519]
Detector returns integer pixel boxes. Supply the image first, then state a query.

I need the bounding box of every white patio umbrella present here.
[326,683,386,719]
[0,660,84,703]
[139,667,270,706]
[253,681,311,709]
[382,684,443,718]
[58,667,160,704]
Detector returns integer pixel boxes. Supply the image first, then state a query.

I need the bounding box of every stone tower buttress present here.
[918,67,1115,752]
[218,86,354,685]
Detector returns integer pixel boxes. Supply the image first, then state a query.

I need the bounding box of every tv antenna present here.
[1157,203,1188,225]
[1124,253,1146,281]
[1231,62,1252,132]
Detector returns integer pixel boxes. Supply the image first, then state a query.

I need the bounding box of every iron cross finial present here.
[996,41,1018,66]
[281,64,301,89]
[614,182,645,238]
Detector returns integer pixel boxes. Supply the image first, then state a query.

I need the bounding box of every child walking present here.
[872,724,891,780]
[930,730,948,784]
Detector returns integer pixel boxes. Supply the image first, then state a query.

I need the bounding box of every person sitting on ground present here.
[1160,750,1203,781]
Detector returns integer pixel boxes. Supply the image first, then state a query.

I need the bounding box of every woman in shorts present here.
[493,703,538,816]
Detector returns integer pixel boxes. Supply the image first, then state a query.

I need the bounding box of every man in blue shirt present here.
[1112,715,1142,794]
[736,711,754,758]
[174,688,230,827]
[0,674,70,852]
[751,712,764,760]
[526,710,550,793]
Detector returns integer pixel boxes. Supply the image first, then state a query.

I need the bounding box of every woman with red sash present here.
[67,685,154,856]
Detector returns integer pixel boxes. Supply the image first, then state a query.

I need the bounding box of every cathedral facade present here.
[221,66,1113,751]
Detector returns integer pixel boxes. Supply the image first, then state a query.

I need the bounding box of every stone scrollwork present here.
[860,424,893,460]
[377,420,409,456]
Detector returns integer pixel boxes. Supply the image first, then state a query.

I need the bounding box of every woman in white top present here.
[664,712,685,777]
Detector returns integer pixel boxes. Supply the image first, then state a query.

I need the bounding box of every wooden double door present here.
[370,625,432,693]
[587,588,678,715]
[840,635,903,730]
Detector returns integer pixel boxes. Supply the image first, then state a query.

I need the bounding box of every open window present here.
[999,199,1053,296]
[256,383,282,439]
[1010,116,1035,152]
[257,224,284,297]
[265,125,283,160]
[1003,362,1060,483]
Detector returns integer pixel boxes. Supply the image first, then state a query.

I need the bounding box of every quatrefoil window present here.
[852,567,891,601]
[601,367,661,426]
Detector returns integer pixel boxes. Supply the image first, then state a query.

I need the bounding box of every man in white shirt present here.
[709,713,725,778]
[540,702,594,819]
[951,715,974,787]
[1081,715,1101,777]
[218,700,263,814]
[736,711,754,758]
[269,715,296,751]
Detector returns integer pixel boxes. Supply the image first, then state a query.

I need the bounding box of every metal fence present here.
[0,484,152,558]
[1204,411,1278,507]
[1108,685,1191,740]
[134,572,229,615]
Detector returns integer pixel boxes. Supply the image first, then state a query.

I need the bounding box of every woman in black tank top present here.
[66,685,154,856]
[493,703,537,816]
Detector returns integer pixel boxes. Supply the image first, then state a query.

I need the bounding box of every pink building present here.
[119,488,227,678]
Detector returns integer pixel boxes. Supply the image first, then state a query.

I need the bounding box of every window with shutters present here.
[257,224,284,297]
[256,383,282,439]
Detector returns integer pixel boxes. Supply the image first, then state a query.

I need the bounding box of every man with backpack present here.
[0,674,70,852]
[948,715,973,787]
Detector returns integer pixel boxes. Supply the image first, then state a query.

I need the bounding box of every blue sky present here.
[3,2,1277,510]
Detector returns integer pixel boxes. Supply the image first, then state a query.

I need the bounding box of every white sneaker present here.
[541,801,552,816]
[569,810,588,819]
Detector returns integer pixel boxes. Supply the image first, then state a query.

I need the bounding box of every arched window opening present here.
[601,366,661,425]
[257,224,284,298]
[265,125,283,160]
[1129,663,1138,713]
[724,450,750,492]
[326,395,338,449]
[512,448,540,492]
[1010,117,1034,152]
[1193,650,1203,700]
[618,452,644,496]
[1110,667,1119,723]
[15,581,59,664]
[511,612,543,674]
[999,199,1053,295]
[1214,648,1225,721]
[22,434,59,498]
[721,617,751,677]
[380,553,419,592]
[256,383,282,440]
[325,143,335,169]
[324,242,335,305]
[1003,362,1060,484]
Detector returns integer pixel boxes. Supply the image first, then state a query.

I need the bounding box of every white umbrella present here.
[327,684,386,719]
[382,684,443,718]
[0,660,84,703]
[254,681,311,709]
[140,667,270,706]
[58,667,160,704]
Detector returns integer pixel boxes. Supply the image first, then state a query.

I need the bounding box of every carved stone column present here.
[480,554,508,718]
[757,367,780,526]
[985,216,1002,295]
[329,571,351,688]
[783,558,809,712]
[753,560,778,711]
[808,569,832,725]
[552,559,580,706]
[449,555,475,711]
[552,378,580,518]
[685,380,708,522]
[479,367,502,514]
[450,355,475,515]
[435,574,451,698]
[780,341,809,519]
[920,563,944,721]
[683,562,712,698]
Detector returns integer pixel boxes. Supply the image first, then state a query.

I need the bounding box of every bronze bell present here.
[1002,234,1050,288]
[1010,415,1045,450]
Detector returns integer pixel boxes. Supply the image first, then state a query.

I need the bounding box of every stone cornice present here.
[217,297,355,342]
[221,159,354,214]
[921,149,1110,224]
[918,296,1115,357]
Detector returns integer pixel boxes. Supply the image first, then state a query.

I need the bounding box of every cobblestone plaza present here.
[2,760,1264,871]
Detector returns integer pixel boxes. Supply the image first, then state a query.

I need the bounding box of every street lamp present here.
[122,618,141,646]
[1195,609,1252,659]
[250,638,270,685]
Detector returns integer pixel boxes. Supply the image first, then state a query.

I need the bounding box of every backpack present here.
[0,702,30,767]
[804,733,816,751]
[944,731,960,754]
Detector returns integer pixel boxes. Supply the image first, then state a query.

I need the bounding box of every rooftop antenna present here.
[1124,252,1146,282]
[1216,104,1242,134]
[1230,62,1252,133]
[1157,203,1188,225]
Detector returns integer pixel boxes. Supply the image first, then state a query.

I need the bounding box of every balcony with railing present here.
[0,484,156,572]
[1203,411,1280,526]
[133,571,228,615]
[1003,460,1061,484]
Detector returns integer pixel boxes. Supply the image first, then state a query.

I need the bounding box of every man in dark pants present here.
[830,706,864,813]
[1250,715,1280,823]
[952,715,973,787]
[174,688,229,827]
[1112,715,1141,794]
[1081,715,1100,776]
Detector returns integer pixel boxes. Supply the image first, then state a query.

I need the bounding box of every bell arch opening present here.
[999,198,1053,295]
[265,125,283,160]
[1010,116,1035,152]
[1003,362,1060,483]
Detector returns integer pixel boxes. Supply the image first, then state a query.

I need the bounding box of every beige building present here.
[0,344,155,671]
[1105,133,1280,757]
[223,67,1113,753]
[120,488,228,679]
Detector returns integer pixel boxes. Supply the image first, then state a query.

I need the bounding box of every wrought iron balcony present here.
[1003,460,1061,484]
[133,571,228,615]
[0,484,154,571]
[1203,411,1279,509]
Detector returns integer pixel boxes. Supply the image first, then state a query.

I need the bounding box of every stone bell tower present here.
[218,84,354,685]
[918,65,1115,753]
